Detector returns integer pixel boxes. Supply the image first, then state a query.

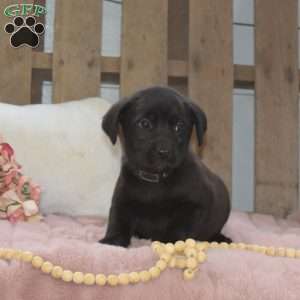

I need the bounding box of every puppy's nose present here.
[158,148,170,159]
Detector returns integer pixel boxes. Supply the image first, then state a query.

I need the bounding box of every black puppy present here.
[100,86,231,247]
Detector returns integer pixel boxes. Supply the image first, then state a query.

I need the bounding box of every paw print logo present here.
[4,16,44,48]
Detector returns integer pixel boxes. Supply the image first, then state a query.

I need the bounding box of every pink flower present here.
[0,143,14,158]
[8,207,25,223]
[30,185,41,202]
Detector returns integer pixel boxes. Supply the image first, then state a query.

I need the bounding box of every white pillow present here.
[0,98,121,217]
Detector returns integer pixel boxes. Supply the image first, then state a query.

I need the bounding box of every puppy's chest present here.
[129,197,198,232]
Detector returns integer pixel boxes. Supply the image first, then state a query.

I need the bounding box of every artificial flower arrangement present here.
[0,136,41,223]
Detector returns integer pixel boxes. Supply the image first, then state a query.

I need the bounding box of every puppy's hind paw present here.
[99,236,130,248]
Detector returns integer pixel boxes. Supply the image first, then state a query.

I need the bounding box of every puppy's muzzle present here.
[155,140,172,160]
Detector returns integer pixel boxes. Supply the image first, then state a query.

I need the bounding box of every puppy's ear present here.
[102,98,131,144]
[185,101,207,145]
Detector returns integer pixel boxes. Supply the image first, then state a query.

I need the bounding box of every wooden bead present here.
[183,269,195,280]
[153,244,166,256]
[185,239,196,248]
[220,242,229,249]
[5,249,14,260]
[128,272,140,284]
[62,270,73,282]
[168,257,176,268]
[156,259,167,271]
[266,247,276,256]
[41,261,53,274]
[160,253,171,263]
[246,244,254,251]
[0,248,4,258]
[237,243,246,250]
[196,242,209,251]
[175,258,187,269]
[184,247,197,258]
[13,250,22,260]
[1,249,7,258]
[149,266,161,278]
[277,247,286,257]
[22,251,33,262]
[118,273,129,285]
[197,251,207,263]
[186,257,198,269]
[152,243,165,255]
[151,241,161,252]
[296,250,300,258]
[286,248,296,258]
[73,272,84,284]
[229,243,237,249]
[107,274,119,286]
[174,241,185,252]
[252,245,260,252]
[32,256,44,269]
[84,273,95,285]
[257,246,267,254]
[210,242,219,249]
[139,271,151,282]
[96,274,107,286]
[165,243,175,254]
[51,266,63,279]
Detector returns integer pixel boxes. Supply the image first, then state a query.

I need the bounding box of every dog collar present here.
[136,170,169,183]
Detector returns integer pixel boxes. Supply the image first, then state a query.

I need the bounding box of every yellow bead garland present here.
[1,240,299,287]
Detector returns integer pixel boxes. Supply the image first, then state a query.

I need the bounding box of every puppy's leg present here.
[210,233,232,243]
[99,205,131,247]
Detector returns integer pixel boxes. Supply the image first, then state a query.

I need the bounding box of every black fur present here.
[100,86,231,247]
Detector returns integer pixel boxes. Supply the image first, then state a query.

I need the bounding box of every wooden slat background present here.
[255,0,299,217]
[120,0,168,97]
[188,0,233,191]
[52,0,102,103]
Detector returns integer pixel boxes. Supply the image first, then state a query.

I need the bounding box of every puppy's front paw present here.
[99,236,130,248]
[210,233,232,244]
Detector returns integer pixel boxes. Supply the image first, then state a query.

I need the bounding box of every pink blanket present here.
[1,210,300,300]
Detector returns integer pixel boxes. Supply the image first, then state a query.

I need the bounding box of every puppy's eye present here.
[174,121,185,133]
[138,118,152,129]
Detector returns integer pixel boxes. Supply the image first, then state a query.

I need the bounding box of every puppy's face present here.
[120,92,192,173]
[102,87,207,173]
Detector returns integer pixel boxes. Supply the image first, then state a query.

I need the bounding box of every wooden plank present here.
[234,64,254,88]
[33,52,255,83]
[33,53,120,74]
[168,0,188,96]
[168,61,188,78]
[32,51,291,90]
[101,57,120,74]
[32,51,52,69]
[188,0,233,191]
[52,0,102,103]
[0,0,33,104]
[32,51,300,91]
[120,0,168,97]
[255,0,298,217]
